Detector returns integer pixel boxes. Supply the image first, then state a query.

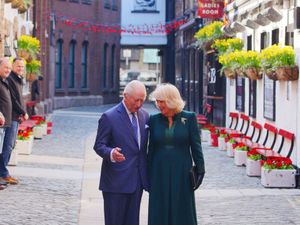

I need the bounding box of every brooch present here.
[181,117,187,124]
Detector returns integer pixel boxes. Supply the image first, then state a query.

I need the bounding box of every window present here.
[68,41,76,89]
[110,45,115,88]
[148,63,157,70]
[104,0,110,9]
[260,32,269,50]
[264,76,276,121]
[81,0,92,5]
[102,43,108,88]
[55,40,63,89]
[247,35,252,50]
[271,29,279,45]
[111,0,117,10]
[285,26,294,47]
[81,41,88,88]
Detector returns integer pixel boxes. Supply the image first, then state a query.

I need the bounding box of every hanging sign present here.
[198,0,224,19]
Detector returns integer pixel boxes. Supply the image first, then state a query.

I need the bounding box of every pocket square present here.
[145,124,149,129]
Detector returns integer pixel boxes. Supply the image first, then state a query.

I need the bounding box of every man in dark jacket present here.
[0,58,12,190]
[0,58,28,185]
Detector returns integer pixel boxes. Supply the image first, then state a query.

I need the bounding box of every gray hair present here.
[0,57,10,66]
[123,80,146,97]
[150,83,185,113]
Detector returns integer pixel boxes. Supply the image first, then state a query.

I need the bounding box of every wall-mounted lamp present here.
[221,25,235,37]
[262,7,282,22]
[244,19,260,29]
[254,13,271,26]
[230,22,246,33]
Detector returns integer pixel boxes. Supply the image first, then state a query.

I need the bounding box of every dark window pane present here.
[81,42,88,88]
[55,40,63,89]
[68,41,76,88]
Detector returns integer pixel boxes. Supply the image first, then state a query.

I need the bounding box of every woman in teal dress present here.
[147,83,205,225]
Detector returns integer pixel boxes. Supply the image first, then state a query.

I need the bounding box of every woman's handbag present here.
[190,166,205,191]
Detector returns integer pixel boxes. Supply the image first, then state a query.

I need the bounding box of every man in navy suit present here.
[94,80,149,225]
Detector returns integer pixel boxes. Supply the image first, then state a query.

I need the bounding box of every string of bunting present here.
[51,13,187,35]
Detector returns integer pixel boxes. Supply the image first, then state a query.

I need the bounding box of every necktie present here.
[131,113,138,142]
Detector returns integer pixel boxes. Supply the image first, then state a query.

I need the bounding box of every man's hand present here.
[24,113,29,120]
[112,147,126,162]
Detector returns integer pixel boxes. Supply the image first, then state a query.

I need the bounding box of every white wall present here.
[121,0,167,45]
[226,1,299,166]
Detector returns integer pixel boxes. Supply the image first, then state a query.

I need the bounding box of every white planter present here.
[218,137,227,151]
[15,137,33,155]
[261,167,296,188]
[246,158,261,177]
[234,150,247,166]
[201,129,210,142]
[226,143,234,158]
[8,148,18,166]
[41,123,47,135]
[33,126,44,139]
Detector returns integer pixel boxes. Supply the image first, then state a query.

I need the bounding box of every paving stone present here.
[0,104,299,225]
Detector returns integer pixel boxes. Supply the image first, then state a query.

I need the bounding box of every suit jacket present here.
[7,71,26,121]
[93,102,149,193]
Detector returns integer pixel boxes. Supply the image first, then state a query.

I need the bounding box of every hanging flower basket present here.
[18,5,27,14]
[265,69,278,81]
[17,49,33,62]
[203,40,214,51]
[223,68,236,79]
[245,68,262,80]
[235,68,247,78]
[18,0,31,14]
[11,0,22,8]
[26,73,37,82]
[275,66,299,81]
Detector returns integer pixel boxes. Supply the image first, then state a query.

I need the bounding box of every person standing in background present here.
[0,58,28,185]
[0,58,12,190]
[31,76,43,115]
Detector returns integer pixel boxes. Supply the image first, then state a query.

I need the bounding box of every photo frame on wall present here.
[236,76,245,112]
[263,75,276,121]
[249,80,257,118]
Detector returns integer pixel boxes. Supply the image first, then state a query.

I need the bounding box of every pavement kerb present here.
[78,132,104,225]
[78,132,149,225]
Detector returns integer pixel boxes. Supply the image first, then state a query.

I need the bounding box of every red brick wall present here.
[35,0,121,107]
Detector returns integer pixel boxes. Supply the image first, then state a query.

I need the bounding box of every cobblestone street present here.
[0,103,299,225]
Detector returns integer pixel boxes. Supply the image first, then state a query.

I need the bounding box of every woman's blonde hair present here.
[150,83,185,113]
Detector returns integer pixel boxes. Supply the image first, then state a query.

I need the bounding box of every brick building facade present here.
[35,0,121,113]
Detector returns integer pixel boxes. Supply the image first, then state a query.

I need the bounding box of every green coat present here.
[148,111,205,225]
